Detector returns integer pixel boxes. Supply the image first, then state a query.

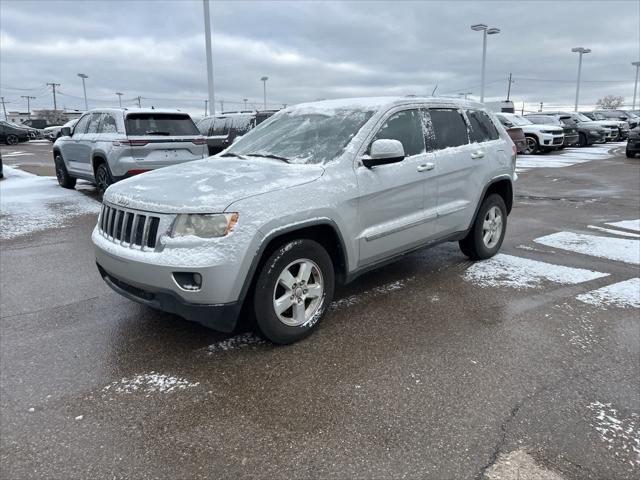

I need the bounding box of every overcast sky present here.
[1,0,639,117]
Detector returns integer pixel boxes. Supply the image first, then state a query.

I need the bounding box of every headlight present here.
[170,213,238,238]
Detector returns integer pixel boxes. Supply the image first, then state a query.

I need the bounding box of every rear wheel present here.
[523,136,538,154]
[6,134,18,145]
[578,132,588,147]
[54,154,76,189]
[459,194,507,261]
[95,162,114,196]
[253,239,334,344]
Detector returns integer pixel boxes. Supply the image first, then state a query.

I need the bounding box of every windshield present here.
[225,108,374,164]
[573,113,592,122]
[503,115,532,126]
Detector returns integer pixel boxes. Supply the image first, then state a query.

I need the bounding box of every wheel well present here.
[92,155,106,174]
[485,179,513,214]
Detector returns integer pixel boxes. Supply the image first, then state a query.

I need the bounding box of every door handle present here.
[417,163,435,172]
[471,150,485,159]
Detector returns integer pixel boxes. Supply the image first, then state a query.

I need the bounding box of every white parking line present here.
[534,232,640,265]
[577,278,640,309]
[605,219,640,232]
[463,253,608,289]
[587,225,640,238]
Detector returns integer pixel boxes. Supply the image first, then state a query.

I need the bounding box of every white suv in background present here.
[53,109,207,194]
[496,113,564,154]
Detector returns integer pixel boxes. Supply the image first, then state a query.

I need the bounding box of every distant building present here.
[6,109,84,125]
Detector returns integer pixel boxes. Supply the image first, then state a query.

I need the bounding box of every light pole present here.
[261,76,268,110]
[632,61,640,110]
[77,73,89,110]
[203,0,215,116]
[21,95,36,118]
[115,92,123,108]
[471,24,500,103]
[571,47,591,111]
[243,98,248,110]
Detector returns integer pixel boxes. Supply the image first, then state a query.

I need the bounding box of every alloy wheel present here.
[272,258,324,327]
[482,206,503,249]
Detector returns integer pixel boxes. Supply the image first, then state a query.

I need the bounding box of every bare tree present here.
[596,95,624,109]
[34,109,68,125]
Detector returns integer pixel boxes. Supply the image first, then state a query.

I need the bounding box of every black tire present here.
[95,162,114,196]
[627,148,635,158]
[578,132,588,147]
[54,154,76,189]
[253,239,335,344]
[523,136,538,155]
[459,194,507,261]
[6,134,18,145]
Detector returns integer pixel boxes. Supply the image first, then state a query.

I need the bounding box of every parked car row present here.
[196,110,278,155]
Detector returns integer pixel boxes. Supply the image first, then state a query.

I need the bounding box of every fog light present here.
[173,272,202,291]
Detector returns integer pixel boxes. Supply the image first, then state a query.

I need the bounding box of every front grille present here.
[552,137,564,145]
[99,204,161,249]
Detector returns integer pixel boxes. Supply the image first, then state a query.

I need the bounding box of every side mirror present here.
[60,127,71,137]
[362,139,405,168]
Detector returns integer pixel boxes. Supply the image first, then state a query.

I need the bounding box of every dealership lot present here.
[1,142,638,479]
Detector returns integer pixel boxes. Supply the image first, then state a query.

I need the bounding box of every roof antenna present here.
[431,84,438,96]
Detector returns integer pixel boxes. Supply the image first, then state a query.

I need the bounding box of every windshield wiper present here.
[220,152,244,158]
[145,131,171,136]
[245,153,290,163]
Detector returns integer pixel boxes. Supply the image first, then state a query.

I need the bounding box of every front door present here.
[63,113,91,174]
[355,108,437,266]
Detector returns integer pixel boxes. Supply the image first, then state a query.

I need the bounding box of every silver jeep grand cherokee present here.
[93,97,516,344]
[53,108,207,194]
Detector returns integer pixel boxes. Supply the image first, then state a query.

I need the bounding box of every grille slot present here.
[99,204,162,250]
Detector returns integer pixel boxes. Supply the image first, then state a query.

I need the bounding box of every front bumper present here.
[540,133,564,148]
[563,134,579,147]
[97,264,241,332]
[587,131,606,143]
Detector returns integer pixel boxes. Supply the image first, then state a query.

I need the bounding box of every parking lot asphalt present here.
[1,142,638,479]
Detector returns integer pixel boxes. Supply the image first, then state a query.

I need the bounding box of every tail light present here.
[191,137,206,145]
[127,169,151,176]
[112,139,149,146]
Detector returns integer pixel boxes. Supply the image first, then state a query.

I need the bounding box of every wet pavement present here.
[1,142,638,479]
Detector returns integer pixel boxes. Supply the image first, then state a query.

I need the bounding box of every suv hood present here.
[104,157,325,214]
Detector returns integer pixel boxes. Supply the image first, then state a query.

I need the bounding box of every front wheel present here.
[54,155,76,189]
[523,136,538,155]
[459,194,507,261]
[253,239,335,344]
[578,132,588,147]
[6,134,18,145]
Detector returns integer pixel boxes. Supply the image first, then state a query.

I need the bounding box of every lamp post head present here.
[471,24,487,31]
[632,61,640,67]
[486,27,500,35]
[77,73,88,79]
[260,76,269,82]
[571,47,591,54]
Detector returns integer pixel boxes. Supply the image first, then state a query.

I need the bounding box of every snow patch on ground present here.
[331,277,415,309]
[102,372,199,394]
[605,219,640,232]
[205,332,265,353]
[515,143,621,173]
[577,278,640,309]
[0,166,100,240]
[587,401,640,467]
[484,448,565,479]
[534,232,640,265]
[463,254,608,289]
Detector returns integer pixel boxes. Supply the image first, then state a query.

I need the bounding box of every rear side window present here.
[211,117,229,136]
[372,109,425,156]
[427,109,469,150]
[99,114,118,134]
[467,110,499,142]
[125,114,198,136]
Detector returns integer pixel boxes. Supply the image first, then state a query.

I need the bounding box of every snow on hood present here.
[104,156,324,213]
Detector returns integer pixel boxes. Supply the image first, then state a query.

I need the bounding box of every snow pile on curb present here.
[0,166,100,240]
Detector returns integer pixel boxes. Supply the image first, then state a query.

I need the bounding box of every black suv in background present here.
[540,111,608,146]
[627,126,640,158]
[525,114,579,148]
[197,110,278,155]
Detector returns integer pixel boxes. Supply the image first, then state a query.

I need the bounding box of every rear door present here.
[76,112,103,174]
[356,108,437,265]
[124,113,206,167]
[426,108,479,236]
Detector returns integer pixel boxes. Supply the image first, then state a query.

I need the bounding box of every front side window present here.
[73,114,91,134]
[372,109,426,157]
[86,113,103,134]
[467,110,499,142]
[428,109,469,150]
